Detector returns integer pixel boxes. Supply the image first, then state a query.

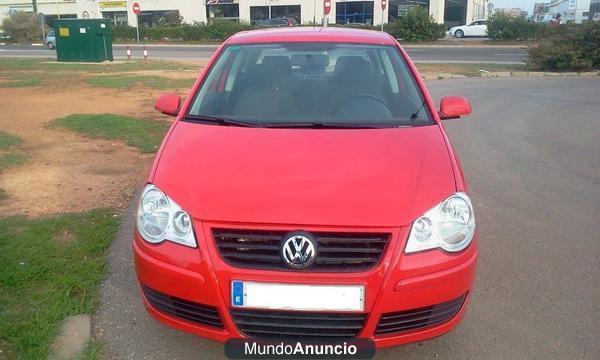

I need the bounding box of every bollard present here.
[143,46,148,64]
[126,46,131,61]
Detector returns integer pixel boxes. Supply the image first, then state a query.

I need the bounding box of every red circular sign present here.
[381,0,387,10]
[324,0,332,15]
[133,2,141,15]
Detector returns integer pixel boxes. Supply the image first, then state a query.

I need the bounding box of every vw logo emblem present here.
[281,232,317,269]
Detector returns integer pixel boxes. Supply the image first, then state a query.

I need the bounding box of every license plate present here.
[231,281,365,312]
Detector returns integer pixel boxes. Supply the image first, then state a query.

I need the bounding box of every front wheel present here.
[47,42,55,49]
[454,30,464,38]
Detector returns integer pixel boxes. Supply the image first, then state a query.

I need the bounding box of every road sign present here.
[133,2,141,15]
[324,0,331,15]
[381,0,387,11]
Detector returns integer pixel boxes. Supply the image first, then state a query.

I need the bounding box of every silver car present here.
[46,30,56,49]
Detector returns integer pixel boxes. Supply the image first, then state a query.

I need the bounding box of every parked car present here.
[138,28,478,348]
[46,30,56,49]
[257,17,298,27]
[0,30,10,41]
[449,19,488,38]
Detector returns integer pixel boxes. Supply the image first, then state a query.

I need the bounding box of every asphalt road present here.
[0,44,527,64]
[94,77,600,359]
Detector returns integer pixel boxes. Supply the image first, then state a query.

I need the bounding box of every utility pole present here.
[32,0,37,15]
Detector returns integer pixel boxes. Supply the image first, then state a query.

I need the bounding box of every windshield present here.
[188,42,432,127]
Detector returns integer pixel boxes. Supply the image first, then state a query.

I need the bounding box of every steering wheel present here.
[331,94,390,117]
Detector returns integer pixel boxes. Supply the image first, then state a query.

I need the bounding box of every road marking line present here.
[493,53,525,56]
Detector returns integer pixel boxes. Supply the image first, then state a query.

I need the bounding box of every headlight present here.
[136,184,197,248]
[405,192,475,253]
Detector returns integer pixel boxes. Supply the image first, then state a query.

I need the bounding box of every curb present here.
[405,44,527,49]
[421,71,599,80]
[116,43,220,48]
[49,315,91,360]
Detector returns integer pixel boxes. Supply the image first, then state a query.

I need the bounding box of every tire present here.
[47,42,55,49]
[454,30,464,38]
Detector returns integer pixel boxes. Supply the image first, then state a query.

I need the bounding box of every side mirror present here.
[154,93,181,116]
[439,96,472,120]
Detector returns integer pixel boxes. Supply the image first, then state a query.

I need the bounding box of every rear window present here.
[188,42,432,127]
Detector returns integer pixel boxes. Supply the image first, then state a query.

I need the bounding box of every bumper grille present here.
[213,229,390,272]
[231,308,366,339]
[375,294,466,335]
[142,284,223,329]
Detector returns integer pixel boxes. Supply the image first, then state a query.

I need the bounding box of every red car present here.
[135,28,477,349]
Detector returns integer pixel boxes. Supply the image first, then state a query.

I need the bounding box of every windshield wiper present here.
[410,100,428,121]
[183,114,261,128]
[264,122,381,129]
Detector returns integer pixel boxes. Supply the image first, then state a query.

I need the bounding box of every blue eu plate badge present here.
[232,281,244,306]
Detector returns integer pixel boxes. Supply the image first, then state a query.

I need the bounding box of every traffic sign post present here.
[133,2,141,43]
[323,0,331,27]
[381,0,387,31]
[38,12,45,42]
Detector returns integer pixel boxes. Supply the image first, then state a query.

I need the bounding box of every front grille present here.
[213,229,390,272]
[231,308,366,339]
[375,294,466,335]
[142,284,223,329]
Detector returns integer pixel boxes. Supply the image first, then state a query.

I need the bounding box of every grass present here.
[78,339,104,360]
[415,63,529,77]
[0,132,29,171]
[0,132,23,149]
[51,114,171,153]
[87,75,195,89]
[0,58,192,73]
[0,76,41,88]
[0,151,29,170]
[0,209,121,359]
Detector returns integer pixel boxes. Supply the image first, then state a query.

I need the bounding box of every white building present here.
[0,0,486,28]
[544,0,591,23]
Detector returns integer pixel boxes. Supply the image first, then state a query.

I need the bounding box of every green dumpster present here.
[54,19,113,62]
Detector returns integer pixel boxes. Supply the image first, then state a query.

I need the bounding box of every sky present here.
[489,0,540,13]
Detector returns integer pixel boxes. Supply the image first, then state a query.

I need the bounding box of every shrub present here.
[528,22,600,71]
[383,7,446,42]
[487,13,544,41]
[1,11,46,43]
[111,21,254,42]
[204,20,254,40]
[112,26,137,41]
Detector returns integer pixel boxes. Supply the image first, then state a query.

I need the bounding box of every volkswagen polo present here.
[135,27,478,349]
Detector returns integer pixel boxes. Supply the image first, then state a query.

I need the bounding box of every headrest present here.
[334,56,375,84]
[261,56,292,76]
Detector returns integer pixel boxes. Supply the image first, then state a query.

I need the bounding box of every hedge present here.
[1,11,47,42]
[111,10,446,43]
[111,21,254,42]
[528,22,600,71]
[486,13,544,41]
[384,7,446,42]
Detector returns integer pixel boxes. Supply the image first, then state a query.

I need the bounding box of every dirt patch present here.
[95,68,204,80]
[53,230,77,245]
[0,86,172,217]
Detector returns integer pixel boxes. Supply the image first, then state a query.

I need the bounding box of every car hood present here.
[153,122,456,227]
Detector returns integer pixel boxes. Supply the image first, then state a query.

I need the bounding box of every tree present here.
[1,11,46,42]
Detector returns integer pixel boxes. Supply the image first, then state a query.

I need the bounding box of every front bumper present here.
[134,223,478,349]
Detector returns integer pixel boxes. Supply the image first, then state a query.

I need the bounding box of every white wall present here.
[0,0,489,28]
[545,0,590,23]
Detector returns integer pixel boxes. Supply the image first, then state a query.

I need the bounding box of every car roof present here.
[225,27,397,46]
